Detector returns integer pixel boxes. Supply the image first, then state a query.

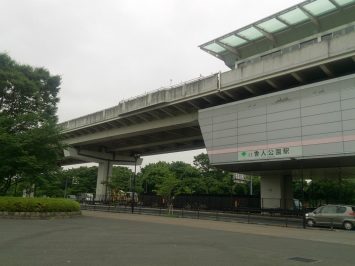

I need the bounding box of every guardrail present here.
[59,73,218,132]
[80,202,304,228]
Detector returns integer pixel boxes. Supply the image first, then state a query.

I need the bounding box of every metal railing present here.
[80,195,309,228]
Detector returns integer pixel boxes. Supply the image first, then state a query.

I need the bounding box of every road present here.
[0,210,354,266]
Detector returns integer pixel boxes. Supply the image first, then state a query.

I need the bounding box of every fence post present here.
[285,214,288,227]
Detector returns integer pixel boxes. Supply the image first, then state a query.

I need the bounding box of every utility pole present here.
[250,176,253,196]
[131,153,140,214]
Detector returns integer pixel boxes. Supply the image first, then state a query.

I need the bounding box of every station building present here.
[198,0,355,208]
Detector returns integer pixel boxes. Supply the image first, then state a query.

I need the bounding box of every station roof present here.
[200,0,355,69]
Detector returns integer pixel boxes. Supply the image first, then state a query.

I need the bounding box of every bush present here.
[0,197,80,212]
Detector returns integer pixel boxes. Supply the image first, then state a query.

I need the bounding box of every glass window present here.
[336,206,346,213]
[238,27,264,40]
[314,206,323,214]
[321,205,337,213]
[257,18,288,33]
[303,0,337,16]
[220,35,247,47]
[203,43,226,53]
[334,0,355,6]
[278,8,309,25]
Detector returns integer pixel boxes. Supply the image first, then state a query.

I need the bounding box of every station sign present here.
[238,146,302,161]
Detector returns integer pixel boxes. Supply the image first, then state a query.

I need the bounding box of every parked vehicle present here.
[66,195,77,200]
[305,204,355,230]
[293,199,302,210]
[78,193,94,202]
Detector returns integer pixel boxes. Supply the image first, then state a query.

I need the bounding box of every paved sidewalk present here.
[83,210,355,246]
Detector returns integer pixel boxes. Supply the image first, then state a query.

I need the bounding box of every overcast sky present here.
[1,0,302,166]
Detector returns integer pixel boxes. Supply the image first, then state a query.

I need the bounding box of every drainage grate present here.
[288,257,318,263]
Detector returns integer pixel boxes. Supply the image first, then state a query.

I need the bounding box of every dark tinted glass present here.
[336,206,346,213]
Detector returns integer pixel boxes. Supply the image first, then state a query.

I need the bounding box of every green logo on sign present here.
[241,151,247,157]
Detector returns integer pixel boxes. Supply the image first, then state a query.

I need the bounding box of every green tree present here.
[140,162,171,194]
[109,166,134,193]
[169,161,204,194]
[154,173,181,205]
[193,153,233,195]
[63,166,98,196]
[0,53,62,195]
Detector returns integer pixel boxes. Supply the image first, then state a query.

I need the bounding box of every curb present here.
[0,211,82,219]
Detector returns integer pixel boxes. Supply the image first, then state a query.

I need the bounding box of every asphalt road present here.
[0,211,354,266]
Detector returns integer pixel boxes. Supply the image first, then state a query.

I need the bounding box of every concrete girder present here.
[110,136,202,152]
[159,107,175,117]
[319,64,334,77]
[172,104,189,114]
[291,72,305,83]
[63,112,198,146]
[222,90,237,100]
[266,79,281,90]
[244,85,258,95]
[63,147,143,165]
[136,113,150,122]
[186,100,200,109]
[215,91,231,101]
[201,96,214,105]
[147,111,161,120]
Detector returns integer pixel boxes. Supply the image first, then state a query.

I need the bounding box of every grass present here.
[0,197,80,212]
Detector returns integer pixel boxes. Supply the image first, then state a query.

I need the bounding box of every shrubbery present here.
[0,197,80,212]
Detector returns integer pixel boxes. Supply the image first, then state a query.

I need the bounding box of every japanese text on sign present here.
[238,146,302,161]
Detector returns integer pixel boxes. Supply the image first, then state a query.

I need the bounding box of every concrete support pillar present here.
[95,161,113,201]
[260,175,293,209]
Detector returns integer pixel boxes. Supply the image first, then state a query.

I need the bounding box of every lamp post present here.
[131,153,140,214]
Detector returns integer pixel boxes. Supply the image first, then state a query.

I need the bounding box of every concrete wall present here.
[260,175,293,209]
[199,74,355,166]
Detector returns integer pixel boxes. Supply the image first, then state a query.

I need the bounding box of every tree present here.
[140,162,172,194]
[154,173,180,207]
[0,53,62,195]
[193,153,233,195]
[109,166,134,193]
[64,166,98,196]
[169,161,204,194]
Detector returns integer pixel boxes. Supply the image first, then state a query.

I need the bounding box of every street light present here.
[131,153,141,214]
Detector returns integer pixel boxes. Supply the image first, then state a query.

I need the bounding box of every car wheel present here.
[307,219,315,227]
[343,221,353,230]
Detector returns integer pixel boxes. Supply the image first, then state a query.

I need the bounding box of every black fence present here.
[80,194,311,228]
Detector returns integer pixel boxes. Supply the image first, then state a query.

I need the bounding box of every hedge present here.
[0,197,80,212]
